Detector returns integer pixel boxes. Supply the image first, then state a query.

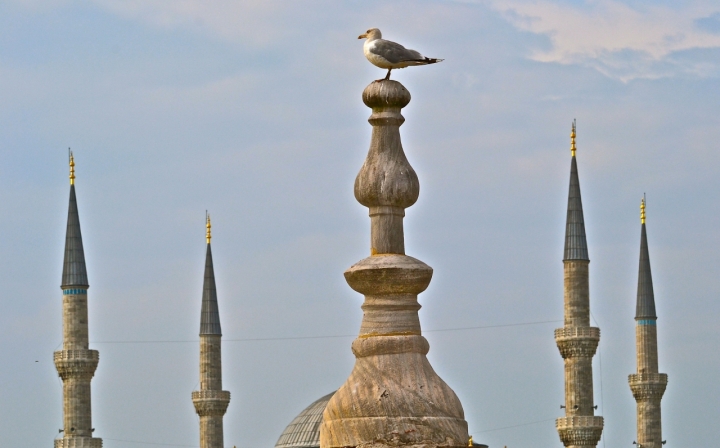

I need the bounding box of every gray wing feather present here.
[372,39,424,63]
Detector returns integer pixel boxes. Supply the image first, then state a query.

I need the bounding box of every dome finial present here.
[69,148,75,185]
[206,211,212,244]
[640,194,646,225]
[570,119,577,157]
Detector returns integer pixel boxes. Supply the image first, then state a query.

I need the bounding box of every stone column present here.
[320,80,468,448]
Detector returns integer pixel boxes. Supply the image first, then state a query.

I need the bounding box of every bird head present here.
[358,28,382,40]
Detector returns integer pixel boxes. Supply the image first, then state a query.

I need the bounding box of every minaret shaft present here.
[564,261,590,327]
[629,208,667,448]
[555,125,603,448]
[62,294,89,350]
[200,335,223,390]
[636,324,659,374]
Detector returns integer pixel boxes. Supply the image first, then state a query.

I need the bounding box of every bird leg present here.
[384,69,392,80]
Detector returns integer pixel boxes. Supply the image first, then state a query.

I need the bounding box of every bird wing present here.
[370,39,424,64]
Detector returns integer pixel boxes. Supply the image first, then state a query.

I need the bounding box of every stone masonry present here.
[320,80,468,448]
[628,199,667,448]
[55,154,102,448]
[192,216,230,448]
[555,123,603,448]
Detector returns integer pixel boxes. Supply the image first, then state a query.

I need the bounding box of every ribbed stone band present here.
[54,437,103,447]
[192,390,230,416]
[555,327,600,359]
[628,373,668,400]
[54,350,99,380]
[556,416,604,447]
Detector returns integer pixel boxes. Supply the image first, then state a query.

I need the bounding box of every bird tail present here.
[422,57,443,64]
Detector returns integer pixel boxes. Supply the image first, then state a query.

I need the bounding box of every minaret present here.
[555,121,604,448]
[628,198,667,448]
[192,214,230,448]
[54,152,102,448]
[321,80,468,448]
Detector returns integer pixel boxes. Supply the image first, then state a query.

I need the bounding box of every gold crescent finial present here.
[69,149,75,185]
[570,119,577,157]
[640,195,646,224]
[468,436,473,447]
[206,212,212,243]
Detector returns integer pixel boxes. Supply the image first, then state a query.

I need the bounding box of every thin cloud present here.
[95,0,288,46]
[485,0,720,81]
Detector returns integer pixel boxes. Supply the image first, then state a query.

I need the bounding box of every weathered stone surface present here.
[192,390,231,416]
[54,437,103,447]
[556,416,604,448]
[629,327,667,448]
[56,292,101,445]
[321,80,468,448]
[354,80,418,256]
[54,350,99,380]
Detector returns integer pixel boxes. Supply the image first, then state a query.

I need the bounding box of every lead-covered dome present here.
[275,392,335,448]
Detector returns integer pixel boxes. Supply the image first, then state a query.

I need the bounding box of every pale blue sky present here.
[1,1,718,447]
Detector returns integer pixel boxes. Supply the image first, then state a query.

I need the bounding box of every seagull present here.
[358,28,443,80]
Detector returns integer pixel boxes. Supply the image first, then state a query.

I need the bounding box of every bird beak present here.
[358,33,367,39]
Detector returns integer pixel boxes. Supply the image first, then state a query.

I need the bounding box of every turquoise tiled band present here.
[63,288,87,295]
[637,319,656,326]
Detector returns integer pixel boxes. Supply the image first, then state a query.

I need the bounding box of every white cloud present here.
[484,0,720,80]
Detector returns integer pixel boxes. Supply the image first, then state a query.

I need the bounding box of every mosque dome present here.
[275,391,335,448]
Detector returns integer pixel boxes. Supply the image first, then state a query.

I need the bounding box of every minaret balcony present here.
[54,437,103,447]
[54,350,99,380]
[554,327,600,359]
[556,416,603,446]
[192,390,230,416]
[628,373,668,400]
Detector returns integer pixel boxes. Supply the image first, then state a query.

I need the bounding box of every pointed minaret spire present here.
[200,214,221,335]
[54,152,102,447]
[629,197,667,448]
[564,119,589,261]
[193,214,230,448]
[62,151,89,289]
[637,196,656,319]
[555,121,603,448]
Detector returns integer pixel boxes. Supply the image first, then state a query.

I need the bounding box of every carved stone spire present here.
[555,122,603,448]
[320,80,468,448]
[192,215,230,448]
[54,153,102,447]
[629,198,667,448]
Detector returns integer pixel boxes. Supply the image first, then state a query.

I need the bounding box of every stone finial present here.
[355,81,418,255]
[321,80,468,448]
